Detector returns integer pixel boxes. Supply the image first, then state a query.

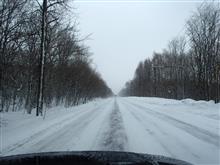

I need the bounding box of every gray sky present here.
[70,0,201,94]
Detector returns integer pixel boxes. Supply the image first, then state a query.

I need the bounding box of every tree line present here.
[120,2,220,103]
[0,0,112,114]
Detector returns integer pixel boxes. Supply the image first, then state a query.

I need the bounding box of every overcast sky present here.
[70,0,201,94]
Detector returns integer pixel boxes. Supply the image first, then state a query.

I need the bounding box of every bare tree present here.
[121,2,220,103]
[187,2,220,101]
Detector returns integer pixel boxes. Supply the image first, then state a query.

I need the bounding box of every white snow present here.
[1,97,220,164]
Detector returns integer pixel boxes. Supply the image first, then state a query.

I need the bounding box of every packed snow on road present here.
[1,97,220,164]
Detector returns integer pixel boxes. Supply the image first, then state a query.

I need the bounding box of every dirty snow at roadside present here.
[1,97,220,164]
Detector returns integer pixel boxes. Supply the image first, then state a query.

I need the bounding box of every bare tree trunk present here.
[36,0,47,116]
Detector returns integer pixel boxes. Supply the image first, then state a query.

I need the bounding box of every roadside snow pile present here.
[126,97,180,105]
[181,98,216,106]
[127,96,219,110]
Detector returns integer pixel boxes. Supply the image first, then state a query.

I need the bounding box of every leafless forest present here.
[0,0,112,114]
[120,3,220,103]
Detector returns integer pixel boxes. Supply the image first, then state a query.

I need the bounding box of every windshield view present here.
[0,0,220,165]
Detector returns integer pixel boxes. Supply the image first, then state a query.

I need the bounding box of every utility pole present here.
[152,65,157,96]
[36,0,47,116]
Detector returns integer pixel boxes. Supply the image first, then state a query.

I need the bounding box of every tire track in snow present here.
[28,99,114,152]
[99,98,128,151]
[119,100,176,157]
[2,100,111,155]
[125,100,220,147]
[32,104,107,152]
[120,100,200,159]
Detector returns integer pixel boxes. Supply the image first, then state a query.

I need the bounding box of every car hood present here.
[0,151,193,165]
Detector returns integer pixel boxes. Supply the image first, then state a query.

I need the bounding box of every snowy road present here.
[1,97,220,164]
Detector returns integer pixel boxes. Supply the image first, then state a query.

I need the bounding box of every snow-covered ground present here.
[1,97,220,164]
